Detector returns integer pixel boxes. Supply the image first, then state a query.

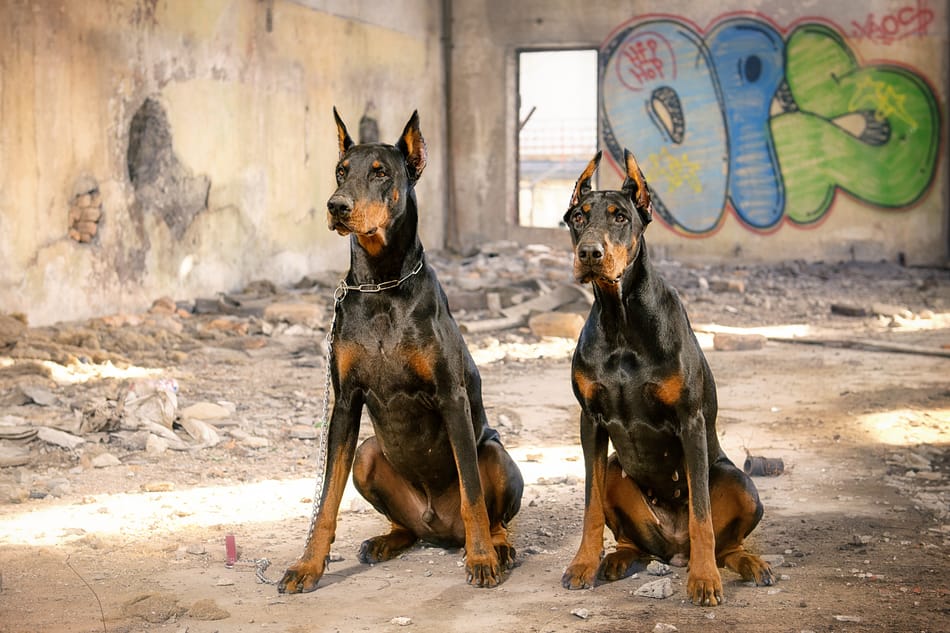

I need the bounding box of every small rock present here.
[833,615,862,623]
[141,481,175,492]
[653,624,678,633]
[0,444,31,468]
[240,436,270,449]
[263,302,325,328]
[186,543,208,555]
[713,332,766,351]
[570,608,589,619]
[527,312,585,339]
[20,385,59,406]
[831,303,869,317]
[90,453,121,468]
[634,577,674,599]
[871,303,907,317]
[646,560,672,576]
[180,418,221,447]
[289,424,319,440]
[0,313,27,347]
[179,402,232,421]
[149,296,178,314]
[146,434,169,455]
[390,616,413,626]
[709,277,745,293]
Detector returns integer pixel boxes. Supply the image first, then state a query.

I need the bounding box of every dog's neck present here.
[347,192,424,286]
[590,237,669,347]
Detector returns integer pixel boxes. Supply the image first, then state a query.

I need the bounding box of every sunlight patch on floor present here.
[858,407,950,446]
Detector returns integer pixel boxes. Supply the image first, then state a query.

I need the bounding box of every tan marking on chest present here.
[573,369,598,401]
[402,345,436,382]
[655,373,684,406]
[334,341,361,380]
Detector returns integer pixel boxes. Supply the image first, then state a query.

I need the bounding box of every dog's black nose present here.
[327,194,353,217]
[577,243,604,264]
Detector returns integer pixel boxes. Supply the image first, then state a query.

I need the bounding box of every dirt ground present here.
[0,248,948,633]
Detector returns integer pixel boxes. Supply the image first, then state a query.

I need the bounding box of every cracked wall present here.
[0,0,444,326]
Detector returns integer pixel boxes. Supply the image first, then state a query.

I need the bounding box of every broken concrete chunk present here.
[263,302,325,328]
[36,426,85,449]
[712,332,766,351]
[179,402,231,421]
[528,312,585,340]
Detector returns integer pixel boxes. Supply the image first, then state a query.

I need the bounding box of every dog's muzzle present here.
[327,193,353,233]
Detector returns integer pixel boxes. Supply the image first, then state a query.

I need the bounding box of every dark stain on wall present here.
[127,97,210,240]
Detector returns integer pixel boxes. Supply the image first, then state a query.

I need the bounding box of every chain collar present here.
[334,258,425,300]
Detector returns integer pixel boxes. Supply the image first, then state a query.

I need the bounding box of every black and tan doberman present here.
[278,109,523,594]
[560,150,773,606]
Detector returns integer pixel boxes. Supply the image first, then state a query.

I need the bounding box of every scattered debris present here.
[713,332,766,351]
[634,577,674,599]
[570,607,590,619]
[743,455,786,477]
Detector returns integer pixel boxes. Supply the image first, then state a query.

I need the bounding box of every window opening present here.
[518,49,598,228]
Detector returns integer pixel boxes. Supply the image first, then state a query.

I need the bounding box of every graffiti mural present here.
[600,11,942,235]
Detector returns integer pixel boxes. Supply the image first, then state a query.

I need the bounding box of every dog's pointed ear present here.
[621,149,652,224]
[333,107,354,157]
[570,151,602,208]
[396,110,427,184]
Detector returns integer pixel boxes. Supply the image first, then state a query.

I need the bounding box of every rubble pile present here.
[0,242,948,491]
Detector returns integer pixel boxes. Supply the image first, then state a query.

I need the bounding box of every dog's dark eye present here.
[336,167,345,182]
[571,211,585,226]
[374,167,387,179]
[614,213,628,224]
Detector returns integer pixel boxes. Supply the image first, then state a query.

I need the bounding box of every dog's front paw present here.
[466,552,502,588]
[561,563,597,590]
[687,570,724,606]
[277,560,324,594]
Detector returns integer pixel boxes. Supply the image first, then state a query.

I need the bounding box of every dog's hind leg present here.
[600,456,662,581]
[352,436,422,562]
[477,438,523,569]
[710,461,774,586]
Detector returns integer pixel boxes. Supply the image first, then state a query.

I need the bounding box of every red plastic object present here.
[225,533,237,568]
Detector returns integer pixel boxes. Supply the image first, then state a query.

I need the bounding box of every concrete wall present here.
[0,0,445,326]
[2,0,947,327]
[449,0,949,265]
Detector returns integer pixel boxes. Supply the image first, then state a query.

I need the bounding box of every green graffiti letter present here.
[772,23,940,224]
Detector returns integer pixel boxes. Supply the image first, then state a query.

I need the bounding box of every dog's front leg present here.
[446,394,501,588]
[562,412,609,589]
[682,411,722,606]
[279,395,363,594]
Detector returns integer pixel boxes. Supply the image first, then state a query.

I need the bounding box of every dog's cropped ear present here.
[621,149,652,224]
[396,110,427,184]
[333,107,354,157]
[570,151,602,208]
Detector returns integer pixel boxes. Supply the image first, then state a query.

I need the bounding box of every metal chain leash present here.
[304,258,425,544]
[255,258,425,585]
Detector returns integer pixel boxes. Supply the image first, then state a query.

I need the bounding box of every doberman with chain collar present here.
[560,150,773,606]
[278,109,523,594]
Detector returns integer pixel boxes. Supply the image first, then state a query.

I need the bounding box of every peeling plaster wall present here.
[0,0,444,326]
[449,0,949,266]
